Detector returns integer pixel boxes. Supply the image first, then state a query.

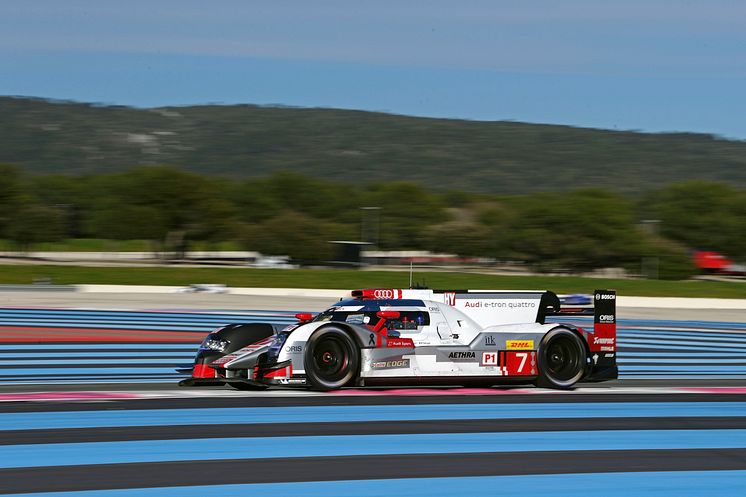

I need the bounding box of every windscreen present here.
[313,310,430,330]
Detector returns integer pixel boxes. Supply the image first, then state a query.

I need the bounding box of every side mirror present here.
[295,313,313,323]
[376,311,401,320]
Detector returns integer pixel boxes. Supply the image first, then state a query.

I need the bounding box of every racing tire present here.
[535,327,586,389]
[304,326,359,391]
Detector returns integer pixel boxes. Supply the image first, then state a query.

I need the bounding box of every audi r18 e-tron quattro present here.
[178,288,617,390]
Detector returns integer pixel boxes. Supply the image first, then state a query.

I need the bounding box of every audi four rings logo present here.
[373,289,395,299]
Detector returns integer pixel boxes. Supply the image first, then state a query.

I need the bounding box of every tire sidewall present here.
[536,327,586,389]
[304,326,359,390]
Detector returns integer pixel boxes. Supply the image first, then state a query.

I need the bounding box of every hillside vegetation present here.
[3,97,746,193]
[4,161,746,279]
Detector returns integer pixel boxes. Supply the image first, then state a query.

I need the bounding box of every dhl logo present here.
[506,340,534,350]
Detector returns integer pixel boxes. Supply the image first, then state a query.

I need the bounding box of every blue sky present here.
[2,1,745,138]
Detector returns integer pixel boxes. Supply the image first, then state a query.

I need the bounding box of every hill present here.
[2,96,746,193]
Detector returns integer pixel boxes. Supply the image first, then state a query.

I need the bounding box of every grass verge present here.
[0,265,745,298]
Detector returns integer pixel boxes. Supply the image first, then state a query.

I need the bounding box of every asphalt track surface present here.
[1,293,746,495]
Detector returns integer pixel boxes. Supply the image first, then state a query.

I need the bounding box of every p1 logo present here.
[481,351,498,366]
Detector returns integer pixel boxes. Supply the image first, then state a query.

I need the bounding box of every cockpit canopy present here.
[314,298,430,331]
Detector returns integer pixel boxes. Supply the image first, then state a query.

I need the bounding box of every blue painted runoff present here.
[8,471,746,497]
[2,429,746,469]
[2,402,746,431]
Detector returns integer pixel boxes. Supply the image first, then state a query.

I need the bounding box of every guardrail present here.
[0,285,77,292]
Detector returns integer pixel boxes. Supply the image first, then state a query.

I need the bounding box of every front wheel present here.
[304,326,359,391]
[535,328,586,389]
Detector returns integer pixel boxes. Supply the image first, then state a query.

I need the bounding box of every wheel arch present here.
[313,322,367,349]
[303,323,362,390]
[536,325,588,389]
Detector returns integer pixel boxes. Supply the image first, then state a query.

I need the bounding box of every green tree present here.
[424,222,491,256]
[507,189,645,271]
[650,181,743,254]
[88,200,168,241]
[6,201,65,250]
[0,163,22,237]
[361,181,447,249]
[241,210,354,261]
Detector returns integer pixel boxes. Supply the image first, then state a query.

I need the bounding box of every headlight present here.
[200,334,230,353]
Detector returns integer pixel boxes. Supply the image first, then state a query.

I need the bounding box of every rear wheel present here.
[536,328,586,389]
[304,326,359,391]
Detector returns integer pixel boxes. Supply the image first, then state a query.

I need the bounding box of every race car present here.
[178,288,617,390]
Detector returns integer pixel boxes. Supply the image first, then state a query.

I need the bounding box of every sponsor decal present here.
[284,345,303,353]
[371,359,410,369]
[372,289,396,299]
[481,351,498,366]
[599,314,615,323]
[593,337,615,345]
[484,335,497,346]
[444,292,456,306]
[429,306,440,312]
[386,337,415,348]
[596,293,616,300]
[448,351,476,361]
[464,301,536,309]
[506,340,534,350]
[281,324,299,332]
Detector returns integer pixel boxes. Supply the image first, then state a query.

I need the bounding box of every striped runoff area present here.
[0,393,745,495]
[1,307,746,384]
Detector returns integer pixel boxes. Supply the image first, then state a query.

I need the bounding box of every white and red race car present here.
[179,288,617,390]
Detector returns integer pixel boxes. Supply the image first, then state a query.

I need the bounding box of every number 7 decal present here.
[506,351,535,376]
[516,352,528,372]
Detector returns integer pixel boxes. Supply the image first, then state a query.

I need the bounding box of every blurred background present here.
[1,0,746,284]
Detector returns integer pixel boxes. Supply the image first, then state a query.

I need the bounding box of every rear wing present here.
[547,289,616,318]
[548,289,617,354]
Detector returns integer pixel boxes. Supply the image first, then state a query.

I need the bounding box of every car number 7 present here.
[516,352,528,372]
